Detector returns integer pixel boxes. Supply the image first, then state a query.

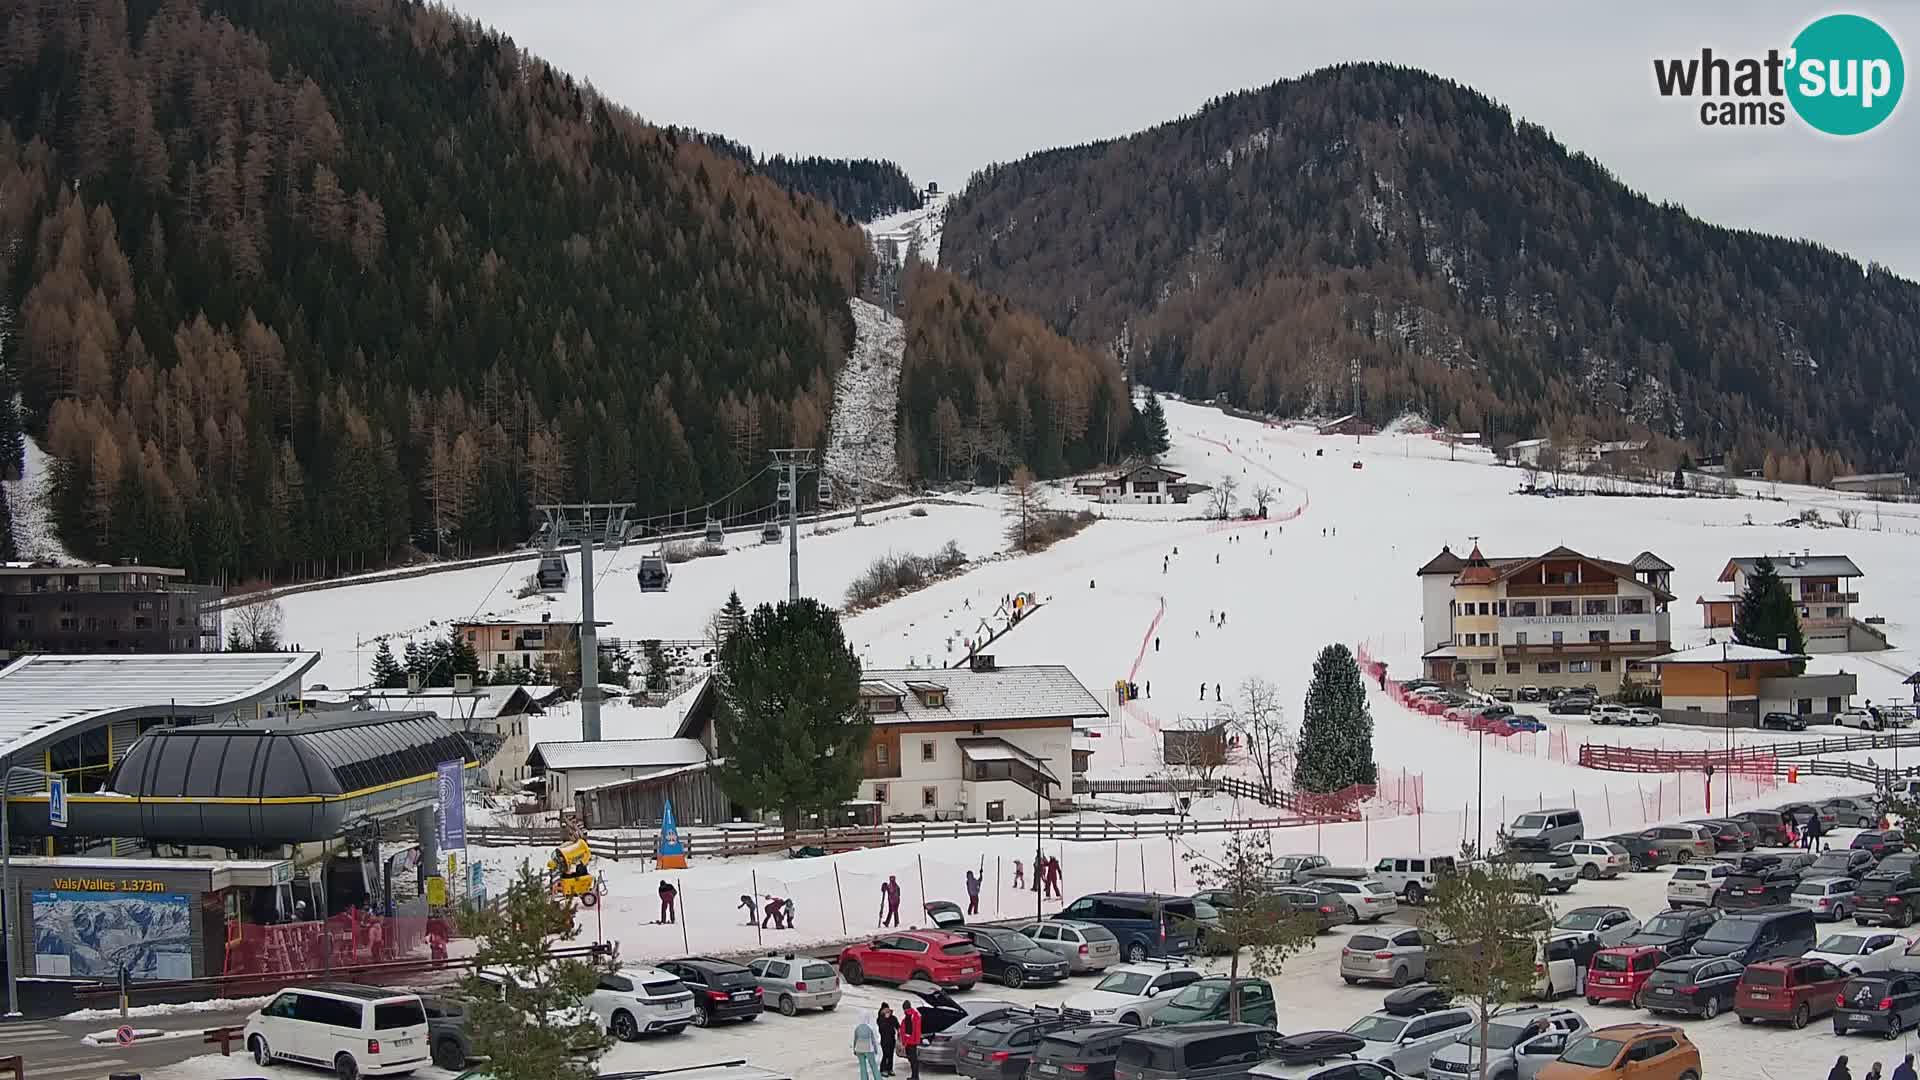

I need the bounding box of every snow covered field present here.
[867,190,950,267]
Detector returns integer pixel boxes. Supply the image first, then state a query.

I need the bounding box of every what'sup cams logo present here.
[1653,13,1904,134]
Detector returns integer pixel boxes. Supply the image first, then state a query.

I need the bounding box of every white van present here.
[246,983,430,1078]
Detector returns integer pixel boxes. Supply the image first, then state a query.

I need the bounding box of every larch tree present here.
[1179,830,1317,1020]
[1425,848,1555,1080]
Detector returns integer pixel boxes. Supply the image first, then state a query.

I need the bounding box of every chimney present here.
[970,653,997,673]
[407,673,423,693]
[454,673,474,693]
[542,612,551,623]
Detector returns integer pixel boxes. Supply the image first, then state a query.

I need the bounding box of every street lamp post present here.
[2,760,60,1019]
[1475,726,1485,856]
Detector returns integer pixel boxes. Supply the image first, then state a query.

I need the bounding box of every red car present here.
[837,931,981,991]
[1735,957,1849,1028]
[1585,946,1667,1006]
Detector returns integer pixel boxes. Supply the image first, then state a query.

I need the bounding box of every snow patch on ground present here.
[866,190,949,268]
[824,297,904,488]
[66,996,274,1022]
[3,433,81,563]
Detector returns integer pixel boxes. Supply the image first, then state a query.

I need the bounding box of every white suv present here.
[1591,704,1630,725]
[1312,877,1401,921]
[1370,855,1458,904]
[1061,961,1204,1026]
[1838,707,1881,730]
[246,984,430,1077]
[1667,862,1731,908]
[587,966,696,1040]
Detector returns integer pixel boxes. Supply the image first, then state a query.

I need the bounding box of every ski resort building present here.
[1645,642,1857,724]
[1699,554,1889,653]
[0,563,220,658]
[1829,472,1912,497]
[1093,464,1197,505]
[453,615,609,672]
[1416,544,1674,694]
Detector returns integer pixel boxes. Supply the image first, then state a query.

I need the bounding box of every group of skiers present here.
[1013,854,1065,897]
[852,1001,925,1079]
[737,893,795,929]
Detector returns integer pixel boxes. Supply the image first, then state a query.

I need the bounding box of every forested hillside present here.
[677,130,922,222]
[0,0,867,582]
[896,264,1134,483]
[944,63,1920,476]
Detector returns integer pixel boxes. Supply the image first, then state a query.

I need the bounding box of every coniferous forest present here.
[674,130,924,222]
[0,0,868,581]
[943,63,1920,476]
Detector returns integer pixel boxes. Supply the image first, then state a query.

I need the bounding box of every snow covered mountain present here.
[867,189,949,268]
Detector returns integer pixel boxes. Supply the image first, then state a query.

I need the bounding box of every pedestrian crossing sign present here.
[48,776,67,829]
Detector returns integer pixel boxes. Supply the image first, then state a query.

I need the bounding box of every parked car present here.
[1806,930,1909,974]
[1507,715,1548,733]
[1687,906,1817,964]
[1189,898,1232,956]
[1641,824,1716,864]
[1716,865,1802,910]
[1624,707,1662,727]
[1824,796,1881,827]
[1666,863,1730,908]
[1735,957,1850,1028]
[1516,686,1542,702]
[1807,849,1879,881]
[416,995,474,1071]
[1553,906,1641,948]
[1536,933,1587,999]
[1028,1023,1133,1080]
[1780,802,1841,833]
[1114,1021,1275,1080]
[244,983,431,1077]
[1311,876,1402,922]
[1687,819,1752,853]
[1147,977,1278,1028]
[1833,973,1920,1038]
[1791,877,1861,922]
[1851,872,1920,928]
[1426,1006,1587,1080]
[1271,885,1355,931]
[1878,853,1920,879]
[657,958,764,1026]
[1584,946,1668,1007]
[1250,1031,1403,1080]
[1624,907,1722,953]
[1491,687,1515,702]
[1837,707,1884,731]
[1590,704,1630,726]
[951,926,1072,988]
[1507,809,1584,849]
[1057,893,1199,962]
[1548,697,1592,716]
[1061,961,1205,1026]
[1853,830,1907,859]
[1344,1006,1476,1077]
[1761,711,1810,731]
[1371,855,1459,904]
[896,980,1019,1070]
[1596,833,1666,872]
[741,954,836,1017]
[1732,809,1792,846]
[1491,850,1580,894]
[1340,927,1434,987]
[1015,919,1123,973]
[1536,1024,1702,1080]
[1637,955,1743,1019]
[585,966,697,1038]
[954,1009,1078,1080]
[1551,841,1630,881]
[836,932,980,990]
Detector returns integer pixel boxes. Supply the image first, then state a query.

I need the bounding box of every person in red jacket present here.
[900,1000,923,1080]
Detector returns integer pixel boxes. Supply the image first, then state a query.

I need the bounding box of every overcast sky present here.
[449,1,1918,279]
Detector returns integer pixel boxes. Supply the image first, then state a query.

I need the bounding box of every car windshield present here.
[1558,1037,1625,1069]
[1819,935,1873,955]
[1463,1022,1531,1050]
[1349,935,1389,950]
[1556,911,1606,930]
[1168,982,1228,1009]
[1814,856,1855,873]
[1515,814,1548,829]
[1592,952,1633,972]
[1793,882,1832,896]
[1702,919,1760,945]
[1192,900,1221,920]
[1640,913,1691,935]
[1093,971,1151,995]
[1081,926,1117,942]
[802,964,835,980]
[1347,1015,1409,1043]
[1673,867,1706,881]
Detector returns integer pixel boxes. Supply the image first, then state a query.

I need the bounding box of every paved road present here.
[3,1006,260,1078]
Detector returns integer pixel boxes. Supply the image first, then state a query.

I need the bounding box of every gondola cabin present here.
[761,520,781,543]
[636,555,672,593]
[536,555,569,592]
[817,476,834,505]
[704,517,725,544]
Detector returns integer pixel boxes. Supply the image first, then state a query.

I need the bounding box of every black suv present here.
[1807,849,1879,881]
[951,926,1071,989]
[1853,873,1920,928]
[1732,810,1792,847]
[1624,907,1721,952]
[656,957,764,1025]
[1718,866,1801,910]
[1761,711,1808,731]
[1030,1023,1132,1080]
[1690,819,1753,852]
[955,1009,1078,1080]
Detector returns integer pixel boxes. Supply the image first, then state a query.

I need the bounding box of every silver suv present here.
[1344,1007,1475,1077]
[1016,919,1122,972]
[1340,927,1433,987]
[1426,1007,1587,1080]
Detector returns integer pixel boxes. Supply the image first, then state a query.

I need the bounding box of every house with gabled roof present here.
[1700,552,1888,652]
[1096,463,1197,505]
[1416,543,1674,693]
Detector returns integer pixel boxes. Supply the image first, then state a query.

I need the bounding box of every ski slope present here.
[866,190,949,267]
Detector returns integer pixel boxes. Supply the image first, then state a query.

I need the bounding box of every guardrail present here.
[205,1024,248,1056]
[0,1055,21,1080]
[1577,744,1890,787]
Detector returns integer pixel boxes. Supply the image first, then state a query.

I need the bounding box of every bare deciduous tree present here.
[1228,677,1292,799]
[1157,716,1230,814]
[1004,466,1049,551]
[1250,483,1275,517]
[1207,474,1240,520]
[227,594,284,651]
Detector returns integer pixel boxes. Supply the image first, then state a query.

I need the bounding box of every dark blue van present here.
[1056,892,1197,962]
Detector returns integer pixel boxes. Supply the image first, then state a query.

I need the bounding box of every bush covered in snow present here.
[660,539,726,564]
[845,541,967,609]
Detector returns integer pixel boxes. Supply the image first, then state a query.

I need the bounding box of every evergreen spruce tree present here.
[456,864,611,1080]
[402,639,425,685]
[369,640,405,688]
[1732,556,1806,672]
[714,590,748,646]
[443,627,482,686]
[711,598,868,831]
[1138,393,1172,459]
[1293,643,1378,792]
[642,639,670,692]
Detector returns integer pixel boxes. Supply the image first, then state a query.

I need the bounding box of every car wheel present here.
[1128,942,1150,963]
[1532,875,1548,892]
[1392,967,1410,988]
[778,995,798,1017]
[334,1054,360,1080]
[1555,883,1573,894]
[612,1009,639,1041]
[250,1036,273,1066]
[1003,967,1025,989]
[433,1037,467,1070]
[1676,850,1692,863]
[911,970,933,985]
[1793,1003,1811,1029]
[1121,1013,1141,1026]
[1703,996,1720,1020]
[1580,864,1600,880]
[1858,916,1871,926]
[692,1005,711,1028]
[1343,975,1360,985]
[841,961,864,985]
[1887,1025,1901,1041]
[1836,1025,1848,1036]
[1588,996,1601,1007]
[1407,884,1425,905]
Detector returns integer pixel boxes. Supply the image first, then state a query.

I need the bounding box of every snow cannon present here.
[548,838,599,903]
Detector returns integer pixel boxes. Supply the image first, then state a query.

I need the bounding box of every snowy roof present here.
[1415,546,1467,576]
[1720,556,1863,581]
[0,652,319,760]
[574,758,715,793]
[860,664,1106,726]
[0,563,187,577]
[1505,438,1549,449]
[529,736,708,772]
[1645,643,1808,665]
[454,617,609,629]
[956,737,1060,781]
[1485,546,1675,601]
[1834,473,1908,483]
[1111,464,1187,483]
[1630,551,1676,573]
[352,685,547,723]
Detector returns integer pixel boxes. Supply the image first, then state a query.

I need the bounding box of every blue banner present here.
[437,760,466,850]
[658,797,686,858]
